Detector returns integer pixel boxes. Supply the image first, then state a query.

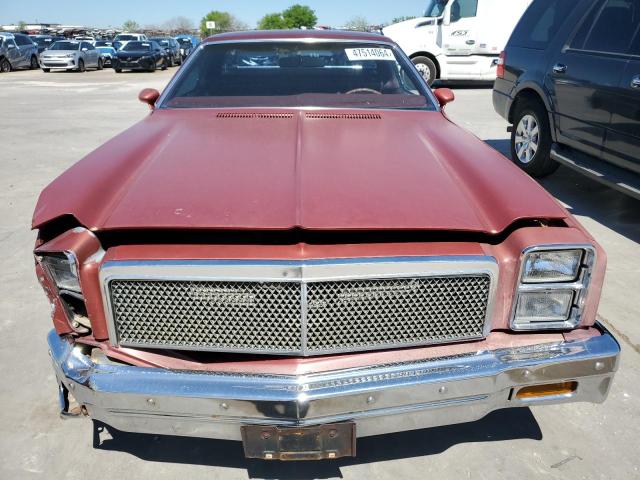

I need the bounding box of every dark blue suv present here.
[493,0,640,200]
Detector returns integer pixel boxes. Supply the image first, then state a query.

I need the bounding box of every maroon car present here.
[34,30,619,461]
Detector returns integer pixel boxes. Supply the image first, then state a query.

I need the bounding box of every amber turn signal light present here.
[516,382,578,399]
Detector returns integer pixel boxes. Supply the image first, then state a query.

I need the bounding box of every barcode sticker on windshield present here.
[345,48,395,61]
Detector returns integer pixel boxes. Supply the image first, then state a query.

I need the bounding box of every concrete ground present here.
[0,69,638,479]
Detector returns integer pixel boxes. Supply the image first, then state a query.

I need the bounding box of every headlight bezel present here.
[511,244,596,331]
[37,251,82,294]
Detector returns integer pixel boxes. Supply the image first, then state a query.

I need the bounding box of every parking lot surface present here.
[1,69,638,479]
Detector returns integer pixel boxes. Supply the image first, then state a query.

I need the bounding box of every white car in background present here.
[383,0,532,84]
[113,33,148,49]
[39,40,103,72]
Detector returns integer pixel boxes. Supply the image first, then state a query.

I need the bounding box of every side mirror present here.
[139,88,160,110]
[434,88,455,107]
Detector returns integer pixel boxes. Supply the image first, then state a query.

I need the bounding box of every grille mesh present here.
[110,281,302,352]
[109,275,491,355]
[305,276,490,353]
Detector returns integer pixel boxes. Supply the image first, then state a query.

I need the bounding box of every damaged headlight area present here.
[37,252,91,333]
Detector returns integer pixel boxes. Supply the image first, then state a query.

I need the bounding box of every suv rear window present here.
[509,0,577,49]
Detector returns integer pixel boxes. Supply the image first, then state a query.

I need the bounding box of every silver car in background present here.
[0,32,39,72]
[39,40,103,72]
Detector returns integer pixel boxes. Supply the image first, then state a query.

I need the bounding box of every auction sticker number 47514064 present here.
[345,48,395,61]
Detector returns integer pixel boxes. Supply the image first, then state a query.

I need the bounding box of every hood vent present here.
[305,112,382,120]
[216,112,294,119]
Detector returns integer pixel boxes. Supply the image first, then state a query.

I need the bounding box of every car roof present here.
[0,32,16,39]
[203,29,393,45]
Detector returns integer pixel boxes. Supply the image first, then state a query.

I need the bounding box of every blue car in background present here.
[94,40,118,67]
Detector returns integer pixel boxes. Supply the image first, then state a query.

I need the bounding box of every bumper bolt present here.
[366,396,375,404]
[329,429,337,438]
[147,398,155,405]
[522,369,531,378]
[595,361,605,371]
[261,431,271,440]
[439,386,447,394]
[220,402,229,410]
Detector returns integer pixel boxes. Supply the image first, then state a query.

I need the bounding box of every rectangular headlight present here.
[39,252,81,293]
[513,291,574,326]
[522,249,582,283]
[511,246,595,331]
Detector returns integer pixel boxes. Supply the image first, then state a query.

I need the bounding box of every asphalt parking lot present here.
[1,68,638,479]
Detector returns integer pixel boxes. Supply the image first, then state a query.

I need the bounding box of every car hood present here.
[42,50,78,55]
[33,108,567,233]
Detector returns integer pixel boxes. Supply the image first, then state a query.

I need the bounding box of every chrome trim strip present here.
[48,323,620,440]
[510,245,596,331]
[100,256,499,356]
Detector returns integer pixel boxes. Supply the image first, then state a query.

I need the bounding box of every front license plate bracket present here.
[241,423,356,461]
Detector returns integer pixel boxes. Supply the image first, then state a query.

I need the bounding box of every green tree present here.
[17,21,27,32]
[258,13,287,30]
[344,16,369,32]
[200,11,247,37]
[122,19,141,32]
[282,4,317,29]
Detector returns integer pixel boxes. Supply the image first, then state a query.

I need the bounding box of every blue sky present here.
[1,0,427,28]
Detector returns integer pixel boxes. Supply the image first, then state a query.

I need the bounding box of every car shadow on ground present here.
[92,408,540,479]
[485,139,640,244]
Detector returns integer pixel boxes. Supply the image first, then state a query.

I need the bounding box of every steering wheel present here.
[345,88,382,95]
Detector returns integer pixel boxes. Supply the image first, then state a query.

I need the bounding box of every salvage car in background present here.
[0,32,39,71]
[94,40,118,67]
[149,37,182,66]
[112,40,168,72]
[113,33,147,49]
[35,30,619,461]
[30,35,65,54]
[494,0,640,199]
[40,40,103,72]
[175,37,194,60]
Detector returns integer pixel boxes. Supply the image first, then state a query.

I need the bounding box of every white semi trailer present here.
[383,0,533,84]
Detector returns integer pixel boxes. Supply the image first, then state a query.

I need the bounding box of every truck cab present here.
[383,0,532,84]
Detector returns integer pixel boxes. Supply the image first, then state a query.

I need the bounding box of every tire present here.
[510,99,559,177]
[115,68,122,73]
[412,56,437,86]
[148,62,156,73]
[168,56,174,67]
[42,68,50,73]
[0,58,12,73]
[160,59,167,71]
[30,55,38,70]
[77,59,85,72]
[97,58,103,70]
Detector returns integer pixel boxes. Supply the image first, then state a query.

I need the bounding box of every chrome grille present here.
[305,276,490,353]
[105,259,494,356]
[110,280,302,352]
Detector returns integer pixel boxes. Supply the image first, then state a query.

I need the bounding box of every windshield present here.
[95,41,113,47]
[50,41,80,51]
[424,0,448,17]
[151,39,169,47]
[115,35,137,41]
[123,41,152,51]
[162,42,434,110]
[33,37,54,46]
[177,38,193,45]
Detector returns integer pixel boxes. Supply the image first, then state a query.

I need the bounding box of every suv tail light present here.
[496,51,506,79]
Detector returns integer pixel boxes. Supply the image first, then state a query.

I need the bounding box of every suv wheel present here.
[30,55,38,70]
[0,58,11,72]
[510,99,558,177]
[412,56,437,86]
[97,58,103,70]
[77,59,85,72]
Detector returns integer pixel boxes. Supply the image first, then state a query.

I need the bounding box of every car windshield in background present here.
[162,42,434,110]
[151,39,169,46]
[95,41,113,47]
[122,42,152,51]
[177,38,192,45]
[33,37,54,46]
[115,35,137,41]
[50,41,80,51]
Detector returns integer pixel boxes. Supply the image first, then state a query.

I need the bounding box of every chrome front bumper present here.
[48,324,620,441]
